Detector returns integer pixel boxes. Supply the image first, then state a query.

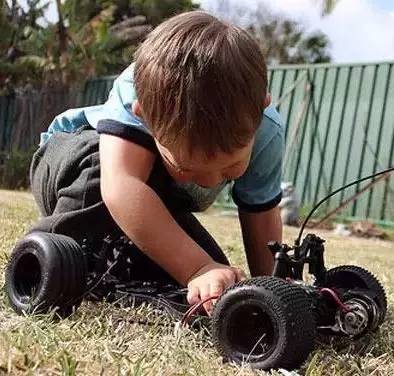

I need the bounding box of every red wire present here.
[319,287,351,312]
[181,295,219,326]
[181,287,351,325]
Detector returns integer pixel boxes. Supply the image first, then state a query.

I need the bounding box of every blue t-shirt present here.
[41,64,285,213]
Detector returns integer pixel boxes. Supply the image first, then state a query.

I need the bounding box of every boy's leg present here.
[29,128,229,284]
[29,126,117,242]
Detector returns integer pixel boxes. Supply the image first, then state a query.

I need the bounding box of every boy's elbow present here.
[100,178,131,233]
[100,177,119,213]
[99,175,150,243]
[100,173,145,221]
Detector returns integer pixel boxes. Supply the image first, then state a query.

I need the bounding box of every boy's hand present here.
[186,262,246,315]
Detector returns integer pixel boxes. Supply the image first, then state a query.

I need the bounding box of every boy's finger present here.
[200,286,213,315]
[209,282,224,297]
[233,267,246,282]
[187,285,200,305]
[209,282,224,308]
[203,302,213,316]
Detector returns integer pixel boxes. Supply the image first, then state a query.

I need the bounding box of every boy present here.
[30,11,284,314]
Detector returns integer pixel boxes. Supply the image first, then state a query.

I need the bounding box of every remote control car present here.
[4,168,391,371]
[4,230,387,370]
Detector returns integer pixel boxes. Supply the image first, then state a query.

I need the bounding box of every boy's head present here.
[133,11,269,187]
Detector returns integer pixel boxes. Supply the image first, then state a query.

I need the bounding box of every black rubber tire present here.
[325,265,387,325]
[4,232,87,317]
[211,276,316,370]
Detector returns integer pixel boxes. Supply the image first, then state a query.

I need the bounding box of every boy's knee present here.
[29,129,101,218]
[30,143,56,216]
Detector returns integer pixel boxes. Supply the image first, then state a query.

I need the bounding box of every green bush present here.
[0,148,35,190]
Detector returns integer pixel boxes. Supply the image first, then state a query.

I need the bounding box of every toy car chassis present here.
[4,230,387,371]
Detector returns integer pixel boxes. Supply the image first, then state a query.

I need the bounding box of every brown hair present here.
[134,11,267,155]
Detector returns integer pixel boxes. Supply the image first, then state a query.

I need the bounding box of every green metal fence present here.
[81,78,115,106]
[269,61,394,224]
[0,88,80,152]
[1,61,394,223]
[0,96,15,152]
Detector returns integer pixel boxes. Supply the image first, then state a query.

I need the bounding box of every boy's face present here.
[132,97,271,188]
[155,139,254,188]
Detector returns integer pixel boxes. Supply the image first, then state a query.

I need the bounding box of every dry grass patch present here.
[0,190,393,375]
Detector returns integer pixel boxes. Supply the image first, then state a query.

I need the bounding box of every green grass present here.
[0,190,393,375]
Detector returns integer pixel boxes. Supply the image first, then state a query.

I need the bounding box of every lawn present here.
[0,189,393,375]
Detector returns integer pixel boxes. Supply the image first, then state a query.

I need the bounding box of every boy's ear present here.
[263,93,271,108]
[132,100,143,117]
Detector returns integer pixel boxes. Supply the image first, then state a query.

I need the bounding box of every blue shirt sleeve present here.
[40,106,94,145]
[40,63,151,146]
[87,64,148,132]
[93,63,156,150]
[232,105,285,212]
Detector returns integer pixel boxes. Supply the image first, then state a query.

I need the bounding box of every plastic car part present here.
[334,297,379,336]
[3,230,388,372]
[5,232,87,317]
[324,265,387,325]
[211,276,316,370]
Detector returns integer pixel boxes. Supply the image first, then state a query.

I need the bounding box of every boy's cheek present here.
[163,163,192,183]
[174,173,191,183]
[225,164,249,181]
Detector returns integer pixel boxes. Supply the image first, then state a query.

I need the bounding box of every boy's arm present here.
[100,134,244,313]
[100,134,213,284]
[233,111,285,277]
[238,206,282,277]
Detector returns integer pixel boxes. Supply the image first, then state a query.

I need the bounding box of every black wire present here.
[296,166,394,245]
[114,291,189,320]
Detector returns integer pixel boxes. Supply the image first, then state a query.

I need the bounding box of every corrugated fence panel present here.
[0,96,15,152]
[80,76,116,106]
[0,88,80,152]
[269,61,394,223]
[1,61,393,223]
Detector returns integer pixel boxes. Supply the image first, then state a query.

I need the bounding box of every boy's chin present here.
[174,179,223,189]
[196,183,213,189]
[196,180,228,189]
